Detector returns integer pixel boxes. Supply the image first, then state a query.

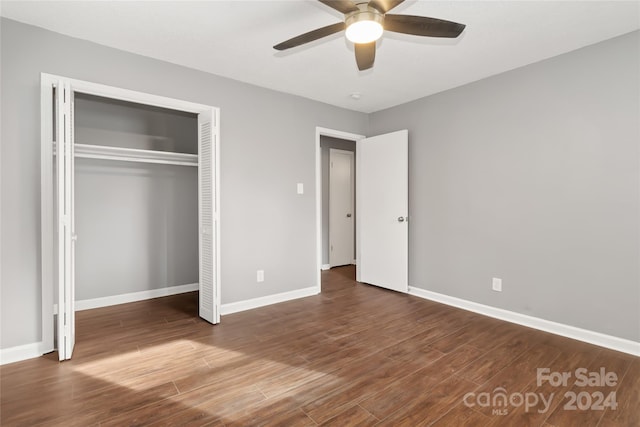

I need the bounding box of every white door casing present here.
[314,127,364,292]
[356,130,409,293]
[329,149,355,267]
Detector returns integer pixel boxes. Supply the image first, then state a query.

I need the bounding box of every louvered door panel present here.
[198,111,218,324]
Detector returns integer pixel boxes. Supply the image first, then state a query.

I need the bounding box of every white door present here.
[56,80,76,360]
[329,149,355,267]
[356,130,408,293]
[198,110,219,324]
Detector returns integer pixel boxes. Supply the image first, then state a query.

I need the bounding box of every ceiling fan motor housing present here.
[346,4,384,26]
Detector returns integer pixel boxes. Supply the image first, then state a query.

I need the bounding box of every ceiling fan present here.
[273,0,466,71]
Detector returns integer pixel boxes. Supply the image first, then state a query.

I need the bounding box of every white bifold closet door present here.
[198,111,219,324]
[56,80,76,361]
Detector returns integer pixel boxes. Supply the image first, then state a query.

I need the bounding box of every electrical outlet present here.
[492,277,502,292]
[257,270,264,283]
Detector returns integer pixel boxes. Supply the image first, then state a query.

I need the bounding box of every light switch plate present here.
[297,183,304,194]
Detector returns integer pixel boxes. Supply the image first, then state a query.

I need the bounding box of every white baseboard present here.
[221,286,319,315]
[408,286,640,357]
[0,342,46,365]
[75,283,199,311]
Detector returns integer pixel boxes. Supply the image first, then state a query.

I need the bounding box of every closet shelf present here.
[54,142,198,167]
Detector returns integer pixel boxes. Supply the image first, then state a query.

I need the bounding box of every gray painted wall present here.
[369,31,640,341]
[320,136,356,265]
[1,17,637,350]
[0,18,368,349]
[74,95,199,301]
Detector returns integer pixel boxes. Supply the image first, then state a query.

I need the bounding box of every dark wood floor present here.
[1,266,638,426]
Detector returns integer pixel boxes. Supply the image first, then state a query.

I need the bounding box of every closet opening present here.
[73,93,200,313]
[41,74,220,361]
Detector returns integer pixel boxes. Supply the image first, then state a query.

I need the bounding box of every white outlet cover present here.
[297,183,304,194]
[257,270,264,282]
[492,277,502,292]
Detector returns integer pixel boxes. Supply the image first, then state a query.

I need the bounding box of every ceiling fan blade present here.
[369,0,404,14]
[318,0,359,14]
[355,42,376,71]
[274,22,346,50]
[384,14,466,38]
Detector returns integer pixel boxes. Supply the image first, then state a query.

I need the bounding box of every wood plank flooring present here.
[1,266,638,426]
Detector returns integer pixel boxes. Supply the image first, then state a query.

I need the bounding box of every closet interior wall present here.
[73,94,199,303]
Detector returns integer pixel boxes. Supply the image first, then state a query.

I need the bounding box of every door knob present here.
[398,217,405,222]
[346,213,352,218]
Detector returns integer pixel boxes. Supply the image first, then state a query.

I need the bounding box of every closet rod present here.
[75,153,197,167]
[54,142,198,167]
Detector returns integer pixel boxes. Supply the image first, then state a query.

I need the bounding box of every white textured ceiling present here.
[2,1,639,113]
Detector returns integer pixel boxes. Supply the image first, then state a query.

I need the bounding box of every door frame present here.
[328,148,355,268]
[40,73,221,355]
[315,127,364,292]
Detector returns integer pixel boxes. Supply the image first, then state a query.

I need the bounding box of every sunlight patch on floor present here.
[69,338,335,398]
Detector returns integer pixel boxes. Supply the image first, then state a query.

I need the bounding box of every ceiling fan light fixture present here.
[273,0,466,71]
[345,7,384,44]
[346,20,383,43]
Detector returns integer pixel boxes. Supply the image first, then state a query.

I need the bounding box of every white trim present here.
[321,264,331,270]
[74,283,199,311]
[221,287,318,316]
[315,127,365,294]
[40,76,55,354]
[0,342,46,366]
[408,286,640,357]
[316,127,366,141]
[42,73,211,114]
